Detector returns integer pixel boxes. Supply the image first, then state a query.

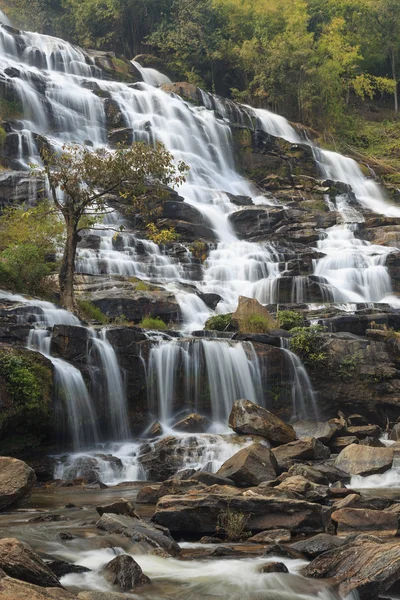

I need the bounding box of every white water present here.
[131,59,171,86]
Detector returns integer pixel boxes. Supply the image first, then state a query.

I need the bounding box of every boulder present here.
[172,413,210,433]
[291,533,345,558]
[293,420,339,444]
[228,399,295,444]
[248,529,291,544]
[102,555,150,591]
[272,438,330,469]
[303,540,400,599]
[47,561,91,578]
[0,538,61,587]
[331,508,398,537]
[228,207,284,238]
[286,464,329,485]
[0,576,76,599]
[216,443,278,487]
[152,493,325,535]
[96,498,140,518]
[231,297,277,334]
[330,436,359,453]
[96,513,180,556]
[190,472,235,487]
[390,423,400,441]
[347,425,382,439]
[309,463,351,484]
[334,444,394,476]
[259,562,289,574]
[0,457,36,510]
[136,484,162,504]
[275,475,329,502]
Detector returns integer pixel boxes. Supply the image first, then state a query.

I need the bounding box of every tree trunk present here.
[390,49,398,116]
[59,218,78,311]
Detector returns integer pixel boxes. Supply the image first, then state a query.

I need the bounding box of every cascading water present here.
[280,339,319,422]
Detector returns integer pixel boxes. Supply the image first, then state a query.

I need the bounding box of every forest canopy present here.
[4,0,400,135]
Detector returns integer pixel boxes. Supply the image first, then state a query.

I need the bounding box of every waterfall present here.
[280,339,319,422]
[131,60,171,86]
[147,338,263,428]
[89,328,130,441]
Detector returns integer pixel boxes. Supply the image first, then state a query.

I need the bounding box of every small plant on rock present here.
[139,316,168,330]
[289,325,327,369]
[277,310,304,331]
[217,505,250,542]
[205,313,233,331]
[241,314,277,334]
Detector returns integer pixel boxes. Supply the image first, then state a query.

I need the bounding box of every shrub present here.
[139,316,167,330]
[0,125,6,149]
[241,313,277,334]
[190,241,209,263]
[217,506,250,541]
[289,325,327,369]
[205,313,232,331]
[77,299,109,324]
[337,352,360,381]
[146,223,178,244]
[0,243,53,295]
[278,310,304,331]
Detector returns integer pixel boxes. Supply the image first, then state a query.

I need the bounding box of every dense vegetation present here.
[4,0,400,142]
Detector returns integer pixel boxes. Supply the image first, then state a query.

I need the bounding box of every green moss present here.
[205,313,232,331]
[77,299,109,324]
[278,310,304,331]
[241,314,276,334]
[139,316,168,330]
[0,125,6,148]
[128,277,155,291]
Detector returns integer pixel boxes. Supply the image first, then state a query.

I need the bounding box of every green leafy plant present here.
[289,325,327,369]
[0,243,54,296]
[76,299,109,324]
[205,313,232,331]
[337,352,360,381]
[146,223,178,244]
[278,310,304,331]
[139,316,168,330]
[241,314,277,334]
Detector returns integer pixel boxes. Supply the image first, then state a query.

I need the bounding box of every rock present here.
[139,436,206,481]
[224,192,253,206]
[390,423,400,441]
[228,399,296,444]
[303,539,400,599]
[329,436,359,453]
[293,420,339,444]
[332,508,398,537]
[96,513,180,556]
[275,475,329,502]
[216,443,278,487]
[162,200,206,225]
[136,484,161,504]
[286,464,329,485]
[190,472,235,487]
[262,543,304,559]
[348,414,368,426]
[228,207,284,238]
[161,81,202,104]
[231,296,277,334]
[259,562,289,574]
[172,413,210,433]
[310,463,351,484]
[0,457,36,510]
[175,468,198,480]
[291,533,345,558]
[152,493,325,535]
[334,444,394,476]
[0,576,77,599]
[272,438,330,469]
[47,561,91,578]
[248,529,291,544]
[148,421,163,437]
[360,437,386,448]
[0,538,61,587]
[347,425,382,439]
[102,555,150,591]
[96,498,140,518]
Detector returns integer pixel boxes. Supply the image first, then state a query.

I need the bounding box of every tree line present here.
[6,0,400,133]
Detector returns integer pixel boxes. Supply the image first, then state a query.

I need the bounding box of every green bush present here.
[139,316,167,330]
[241,313,277,334]
[77,299,109,324]
[289,325,327,369]
[0,125,6,149]
[278,310,304,331]
[337,352,360,381]
[205,313,232,331]
[0,243,53,295]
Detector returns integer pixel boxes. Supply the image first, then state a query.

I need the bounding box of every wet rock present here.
[190,471,235,487]
[58,532,76,541]
[360,437,386,447]
[0,538,61,587]
[275,475,329,502]
[152,493,325,535]
[332,508,398,537]
[102,555,150,591]
[308,463,351,484]
[175,468,198,480]
[224,192,253,206]
[228,399,296,444]
[0,576,76,599]
[172,412,211,433]
[0,457,36,510]
[390,423,400,441]
[248,529,291,544]
[229,207,285,239]
[303,539,400,599]
[272,438,330,469]
[96,513,180,556]
[291,533,345,558]
[162,200,206,225]
[293,420,339,444]
[348,414,368,426]
[286,464,329,485]
[347,425,382,439]
[47,561,91,578]
[329,436,359,453]
[148,421,163,437]
[216,443,278,487]
[96,498,140,518]
[136,484,162,504]
[29,514,68,523]
[138,436,195,481]
[90,288,180,323]
[334,444,394,476]
[161,81,202,103]
[262,543,304,559]
[259,562,289,574]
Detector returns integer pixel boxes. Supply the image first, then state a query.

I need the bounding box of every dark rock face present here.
[228,399,296,444]
[172,413,210,433]
[259,562,289,574]
[102,555,150,591]
[216,443,278,487]
[272,438,330,470]
[152,493,325,535]
[47,561,90,578]
[96,498,140,518]
[0,458,36,510]
[332,508,398,537]
[303,540,400,600]
[0,538,61,587]
[90,288,180,323]
[229,207,285,239]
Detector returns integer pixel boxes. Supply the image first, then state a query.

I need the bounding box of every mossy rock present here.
[0,346,53,443]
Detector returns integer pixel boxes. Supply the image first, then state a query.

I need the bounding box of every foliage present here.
[0,98,24,120]
[0,243,54,295]
[241,314,277,334]
[278,310,304,331]
[217,506,250,541]
[129,277,154,291]
[336,352,360,380]
[76,299,109,323]
[289,325,327,369]
[146,223,178,244]
[0,349,52,425]
[190,241,209,263]
[205,313,232,331]
[0,126,6,149]
[139,316,168,330]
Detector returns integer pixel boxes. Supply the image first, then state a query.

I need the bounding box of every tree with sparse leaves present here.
[35,142,187,310]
